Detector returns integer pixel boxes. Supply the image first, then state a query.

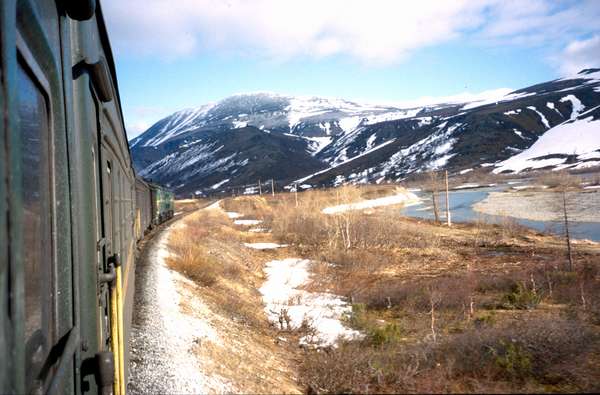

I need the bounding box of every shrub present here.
[492,340,532,379]
[501,282,541,310]
[167,252,220,286]
[303,315,596,393]
[370,322,405,346]
[473,311,496,327]
[344,304,405,346]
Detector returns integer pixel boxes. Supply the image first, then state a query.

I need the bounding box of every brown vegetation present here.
[168,183,600,393]
[165,208,301,393]
[261,185,600,393]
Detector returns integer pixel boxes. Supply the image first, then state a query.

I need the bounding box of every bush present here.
[301,317,595,393]
[167,251,220,286]
[501,282,541,310]
[344,304,405,346]
[492,340,532,379]
[370,322,405,346]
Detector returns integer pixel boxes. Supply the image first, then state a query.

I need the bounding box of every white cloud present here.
[126,120,152,140]
[103,0,495,64]
[102,0,600,65]
[102,0,600,68]
[559,35,600,75]
[124,105,177,139]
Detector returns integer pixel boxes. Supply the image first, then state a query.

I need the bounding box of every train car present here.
[0,1,168,394]
[134,177,153,241]
[148,182,175,225]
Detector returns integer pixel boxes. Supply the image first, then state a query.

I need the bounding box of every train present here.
[0,1,175,394]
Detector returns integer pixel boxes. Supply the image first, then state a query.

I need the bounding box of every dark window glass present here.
[18,61,53,390]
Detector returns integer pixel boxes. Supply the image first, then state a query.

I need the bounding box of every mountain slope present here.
[130,69,600,195]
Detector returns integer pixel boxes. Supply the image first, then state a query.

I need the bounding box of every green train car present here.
[148,183,175,225]
[0,1,174,394]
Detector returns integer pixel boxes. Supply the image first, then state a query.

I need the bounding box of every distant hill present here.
[130,69,600,196]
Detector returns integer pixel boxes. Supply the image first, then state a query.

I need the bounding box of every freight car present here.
[0,1,174,394]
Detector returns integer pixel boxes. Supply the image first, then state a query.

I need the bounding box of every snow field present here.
[494,110,600,174]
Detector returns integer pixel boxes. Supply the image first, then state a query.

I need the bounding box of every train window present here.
[17,60,54,390]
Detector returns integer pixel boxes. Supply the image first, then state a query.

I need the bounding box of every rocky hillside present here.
[130,69,600,196]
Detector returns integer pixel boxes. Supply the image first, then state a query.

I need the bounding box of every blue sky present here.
[102,0,600,139]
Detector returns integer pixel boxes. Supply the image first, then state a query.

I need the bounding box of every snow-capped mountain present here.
[130,69,600,196]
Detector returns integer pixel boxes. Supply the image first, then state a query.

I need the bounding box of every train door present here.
[97,142,113,350]
[5,1,75,393]
[91,143,110,350]
[98,117,125,312]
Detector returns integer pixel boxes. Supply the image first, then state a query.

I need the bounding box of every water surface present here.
[403,185,600,242]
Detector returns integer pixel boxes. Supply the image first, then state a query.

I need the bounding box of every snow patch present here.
[513,129,526,139]
[244,242,288,250]
[338,116,362,133]
[226,212,243,219]
[248,227,268,233]
[527,106,550,128]
[259,258,360,347]
[560,95,584,119]
[232,120,248,128]
[234,219,262,226]
[322,191,420,214]
[305,136,332,155]
[454,183,481,190]
[462,90,533,111]
[211,179,230,189]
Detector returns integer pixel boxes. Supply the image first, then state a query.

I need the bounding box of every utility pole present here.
[445,170,451,227]
[271,179,275,197]
[258,179,262,195]
[295,183,298,207]
[563,190,573,271]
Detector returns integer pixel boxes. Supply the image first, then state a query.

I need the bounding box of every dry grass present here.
[225,184,600,393]
[174,197,212,212]
[165,207,302,394]
[167,183,600,393]
[536,170,583,189]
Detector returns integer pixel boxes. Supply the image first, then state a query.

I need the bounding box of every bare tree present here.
[427,171,441,223]
[428,286,442,343]
[544,170,578,271]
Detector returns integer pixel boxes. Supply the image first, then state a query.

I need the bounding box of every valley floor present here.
[134,184,600,394]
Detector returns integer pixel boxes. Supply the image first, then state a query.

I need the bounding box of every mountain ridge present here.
[130,69,600,196]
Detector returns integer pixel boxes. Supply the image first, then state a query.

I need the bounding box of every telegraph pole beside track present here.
[445,170,451,227]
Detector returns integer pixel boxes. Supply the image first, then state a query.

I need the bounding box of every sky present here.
[101,0,600,139]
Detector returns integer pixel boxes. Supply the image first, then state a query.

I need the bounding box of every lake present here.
[402,185,600,242]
